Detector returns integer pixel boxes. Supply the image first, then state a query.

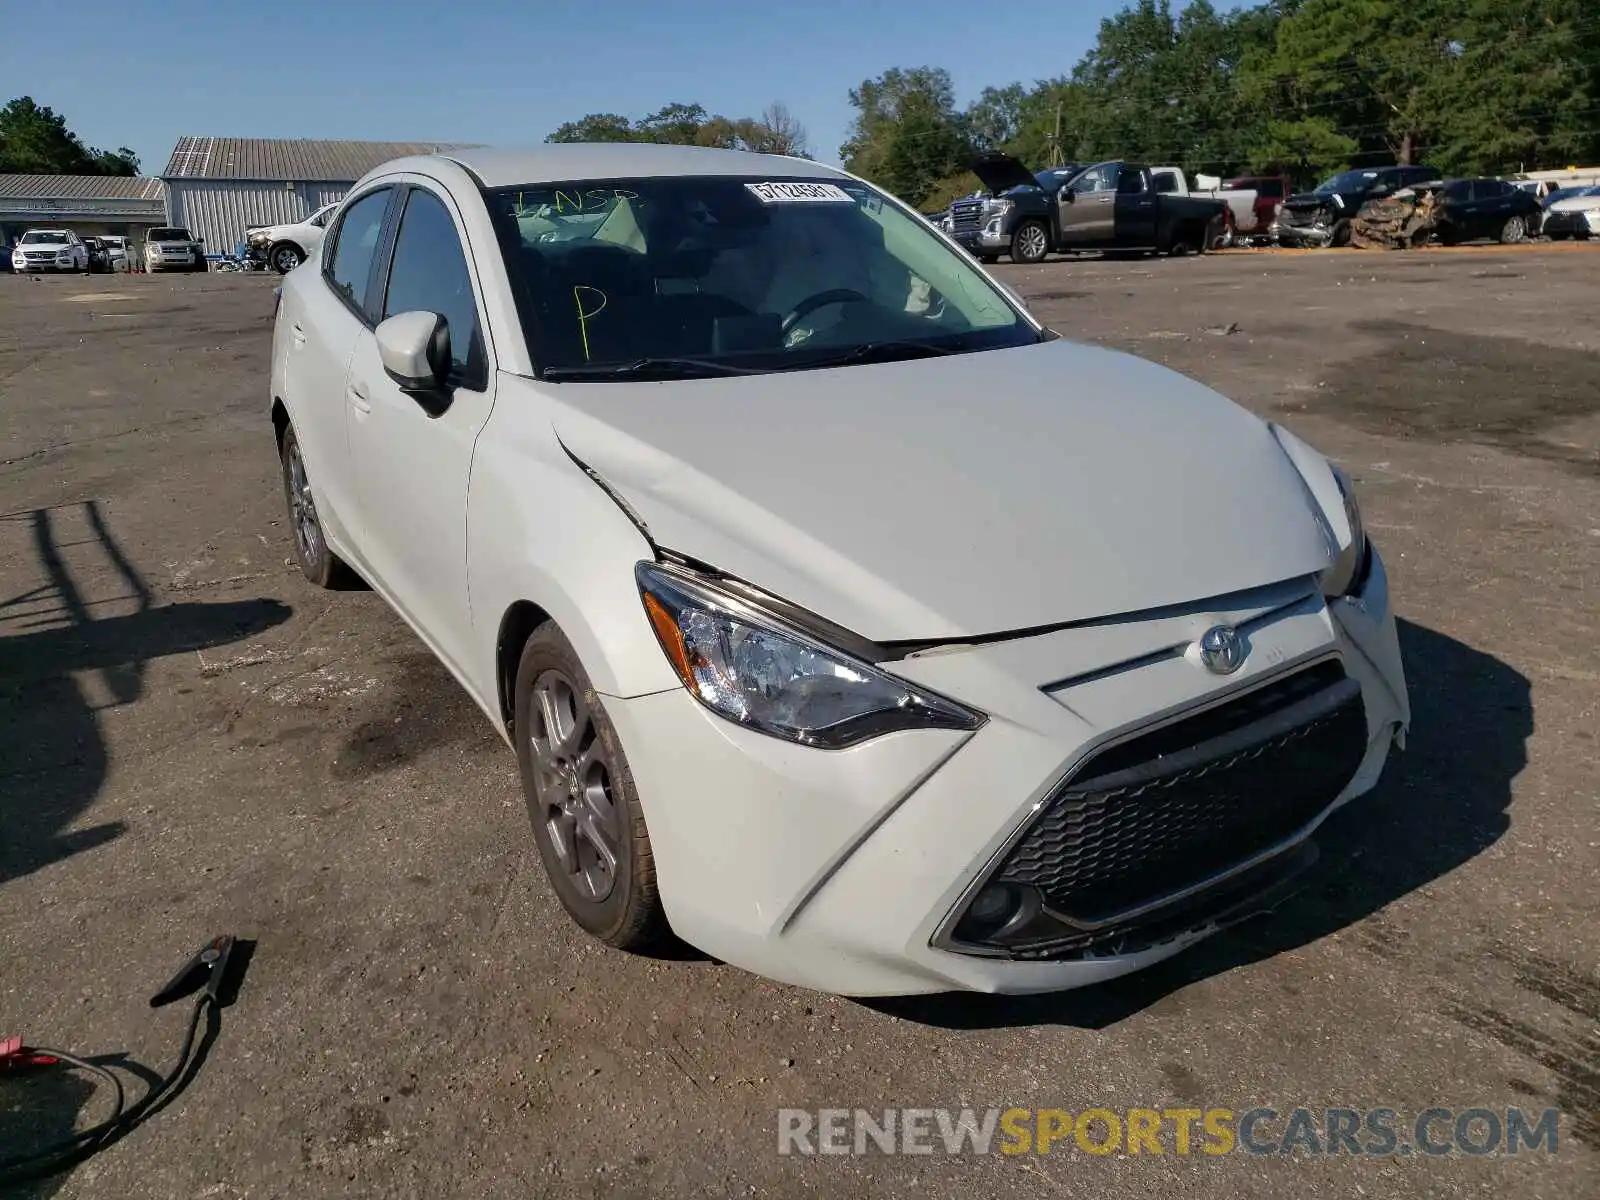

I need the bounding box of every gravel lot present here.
[1,246,1596,1199]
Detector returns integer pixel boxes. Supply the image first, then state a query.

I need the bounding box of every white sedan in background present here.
[269,144,1409,996]
[248,201,339,273]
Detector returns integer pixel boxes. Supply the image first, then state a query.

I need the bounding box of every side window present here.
[1259,180,1284,199]
[1150,170,1179,194]
[325,187,392,314]
[1443,181,1469,202]
[1072,166,1114,193]
[1118,169,1147,195]
[382,188,486,386]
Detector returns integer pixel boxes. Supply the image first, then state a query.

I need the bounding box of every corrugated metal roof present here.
[0,174,164,200]
[161,136,474,181]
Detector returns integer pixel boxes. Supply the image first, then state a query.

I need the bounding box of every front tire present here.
[514,624,664,950]
[1010,220,1049,264]
[1498,215,1527,244]
[1330,219,1353,248]
[270,242,305,274]
[977,253,999,265]
[279,423,353,588]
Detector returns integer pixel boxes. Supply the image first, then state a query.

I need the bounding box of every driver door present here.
[344,183,496,678]
[1059,165,1117,242]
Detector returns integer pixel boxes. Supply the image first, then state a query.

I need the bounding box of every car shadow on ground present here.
[0,501,291,885]
[868,618,1530,1030]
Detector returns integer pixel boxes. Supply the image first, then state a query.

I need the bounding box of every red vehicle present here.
[1223,174,1291,244]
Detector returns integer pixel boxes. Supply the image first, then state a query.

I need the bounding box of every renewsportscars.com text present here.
[777,1106,1561,1157]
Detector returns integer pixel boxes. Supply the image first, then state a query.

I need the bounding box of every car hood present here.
[1548,195,1600,212]
[1283,191,1348,212]
[545,341,1335,642]
[971,152,1044,196]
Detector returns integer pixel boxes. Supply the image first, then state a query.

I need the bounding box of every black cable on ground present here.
[0,982,216,1186]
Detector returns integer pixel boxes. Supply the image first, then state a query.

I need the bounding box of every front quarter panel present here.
[467,376,683,702]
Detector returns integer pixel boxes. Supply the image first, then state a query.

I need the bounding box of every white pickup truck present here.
[1148,167,1265,242]
[246,202,339,274]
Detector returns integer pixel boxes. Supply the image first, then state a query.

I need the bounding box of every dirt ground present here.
[0,246,1595,1199]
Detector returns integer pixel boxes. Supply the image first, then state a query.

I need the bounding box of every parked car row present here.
[5,227,210,273]
[1273,167,1559,248]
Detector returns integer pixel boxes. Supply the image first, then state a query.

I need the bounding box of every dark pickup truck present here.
[1274,165,1440,247]
[946,154,1227,263]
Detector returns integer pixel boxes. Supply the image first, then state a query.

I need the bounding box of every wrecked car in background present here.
[1429,178,1543,245]
[1274,166,1439,247]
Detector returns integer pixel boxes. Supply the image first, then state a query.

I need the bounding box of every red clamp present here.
[0,1035,60,1071]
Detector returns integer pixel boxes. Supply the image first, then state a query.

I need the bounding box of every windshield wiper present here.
[542,357,765,381]
[797,340,958,370]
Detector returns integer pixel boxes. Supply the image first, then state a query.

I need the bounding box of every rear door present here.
[279,184,397,561]
[1113,166,1158,244]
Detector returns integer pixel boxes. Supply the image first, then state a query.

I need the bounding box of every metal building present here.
[160,136,464,255]
[0,174,166,248]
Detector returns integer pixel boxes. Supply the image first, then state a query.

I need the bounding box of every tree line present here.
[546,0,1600,210]
[0,97,140,176]
[844,0,1600,207]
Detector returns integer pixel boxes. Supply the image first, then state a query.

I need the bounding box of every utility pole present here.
[1043,100,1065,166]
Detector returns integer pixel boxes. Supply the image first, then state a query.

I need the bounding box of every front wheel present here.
[1330,219,1353,248]
[1498,215,1527,244]
[515,624,665,950]
[270,242,304,274]
[1009,220,1050,264]
[977,253,999,265]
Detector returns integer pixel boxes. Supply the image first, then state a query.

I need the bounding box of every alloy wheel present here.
[286,442,322,564]
[273,247,302,273]
[527,670,621,902]
[1502,216,1526,243]
[1019,224,1048,261]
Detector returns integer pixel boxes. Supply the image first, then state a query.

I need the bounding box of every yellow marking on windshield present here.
[573,286,608,361]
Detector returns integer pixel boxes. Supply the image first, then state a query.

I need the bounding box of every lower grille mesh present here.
[993,662,1368,927]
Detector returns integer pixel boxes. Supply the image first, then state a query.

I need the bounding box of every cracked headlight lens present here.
[637,562,983,749]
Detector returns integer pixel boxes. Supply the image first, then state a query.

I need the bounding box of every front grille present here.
[950,199,985,234]
[991,661,1367,928]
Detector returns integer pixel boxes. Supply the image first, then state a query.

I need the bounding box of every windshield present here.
[1315,170,1380,194]
[149,228,192,241]
[487,175,1038,378]
[21,231,69,245]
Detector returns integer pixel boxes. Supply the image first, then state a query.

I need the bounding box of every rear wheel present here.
[279,423,354,588]
[1498,214,1527,244]
[1010,220,1049,264]
[515,624,665,950]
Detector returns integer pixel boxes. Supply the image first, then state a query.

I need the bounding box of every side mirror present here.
[1061,189,1076,204]
[376,311,452,408]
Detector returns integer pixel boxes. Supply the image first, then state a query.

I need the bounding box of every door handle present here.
[348,381,372,415]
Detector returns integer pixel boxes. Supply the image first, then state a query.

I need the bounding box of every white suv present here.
[12,229,89,273]
[248,202,339,273]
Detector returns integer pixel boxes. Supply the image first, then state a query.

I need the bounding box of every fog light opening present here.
[955,883,1042,945]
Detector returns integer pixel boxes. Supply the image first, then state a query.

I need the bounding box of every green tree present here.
[840,67,973,204]
[0,96,139,175]
[547,102,808,156]
[546,113,638,143]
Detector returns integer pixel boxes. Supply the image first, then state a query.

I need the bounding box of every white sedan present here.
[269,144,1409,996]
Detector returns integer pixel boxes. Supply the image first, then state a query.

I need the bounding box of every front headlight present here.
[1321,464,1368,597]
[985,197,1015,217]
[636,562,983,749]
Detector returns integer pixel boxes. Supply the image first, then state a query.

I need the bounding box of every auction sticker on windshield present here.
[745,182,854,204]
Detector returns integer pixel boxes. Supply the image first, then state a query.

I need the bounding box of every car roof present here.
[392,143,845,188]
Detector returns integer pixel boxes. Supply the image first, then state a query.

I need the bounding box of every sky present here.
[4,0,1225,177]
